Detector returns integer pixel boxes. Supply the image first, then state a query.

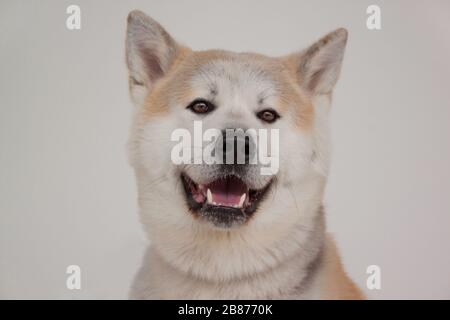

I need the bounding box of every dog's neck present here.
[130,206,327,299]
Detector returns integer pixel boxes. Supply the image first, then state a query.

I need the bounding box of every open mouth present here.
[180,173,273,227]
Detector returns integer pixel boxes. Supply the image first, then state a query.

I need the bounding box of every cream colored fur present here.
[125,10,364,300]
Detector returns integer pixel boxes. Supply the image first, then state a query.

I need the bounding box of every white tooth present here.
[238,193,246,208]
[213,202,217,206]
[207,188,213,204]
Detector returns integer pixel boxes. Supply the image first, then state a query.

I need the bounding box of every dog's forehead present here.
[143,49,313,130]
[186,50,285,98]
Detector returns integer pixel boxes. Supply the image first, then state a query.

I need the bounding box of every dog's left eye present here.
[256,109,280,123]
[187,99,215,114]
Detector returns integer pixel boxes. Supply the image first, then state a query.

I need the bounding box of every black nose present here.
[216,129,255,164]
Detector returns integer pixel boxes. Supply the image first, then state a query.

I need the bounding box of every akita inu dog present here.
[125,10,364,299]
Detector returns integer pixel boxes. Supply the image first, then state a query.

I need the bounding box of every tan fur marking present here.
[142,46,193,119]
[281,28,347,93]
[320,235,366,300]
[276,77,314,131]
[142,48,315,131]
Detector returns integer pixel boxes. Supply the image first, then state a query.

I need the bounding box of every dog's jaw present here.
[180,172,274,228]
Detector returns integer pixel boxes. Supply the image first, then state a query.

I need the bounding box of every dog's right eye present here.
[187,99,215,114]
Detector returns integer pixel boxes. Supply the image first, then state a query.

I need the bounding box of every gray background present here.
[1,0,449,299]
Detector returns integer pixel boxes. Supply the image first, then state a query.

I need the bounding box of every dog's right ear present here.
[126,11,181,107]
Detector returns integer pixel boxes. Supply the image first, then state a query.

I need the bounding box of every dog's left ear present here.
[284,28,348,95]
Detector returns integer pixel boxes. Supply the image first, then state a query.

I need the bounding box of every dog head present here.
[125,11,347,280]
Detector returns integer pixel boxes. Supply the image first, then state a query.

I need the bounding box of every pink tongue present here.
[208,177,247,206]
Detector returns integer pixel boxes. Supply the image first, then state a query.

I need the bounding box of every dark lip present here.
[180,173,273,228]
